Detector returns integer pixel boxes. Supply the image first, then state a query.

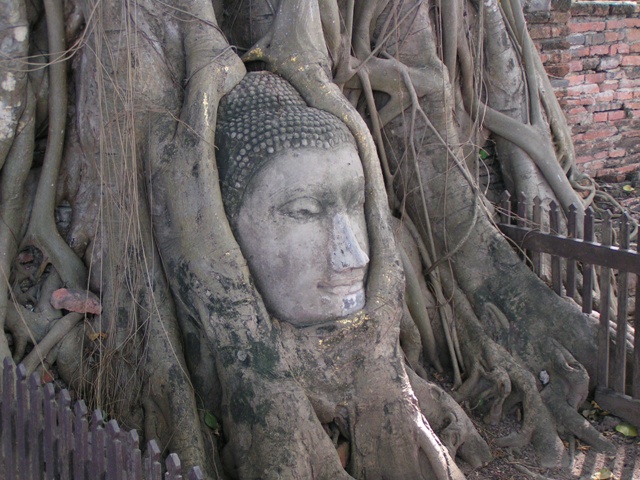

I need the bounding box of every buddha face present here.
[235,144,369,326]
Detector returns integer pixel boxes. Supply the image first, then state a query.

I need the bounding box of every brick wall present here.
[525,0,640,179]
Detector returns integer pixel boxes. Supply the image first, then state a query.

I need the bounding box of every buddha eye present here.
[279,197,324,220]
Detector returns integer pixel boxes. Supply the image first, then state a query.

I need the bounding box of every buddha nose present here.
[330,213,369,273]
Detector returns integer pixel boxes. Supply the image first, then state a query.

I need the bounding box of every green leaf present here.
[204,411,219,430]
[615,422,638,437]
[591,467,613,479]
[479,149,488,160]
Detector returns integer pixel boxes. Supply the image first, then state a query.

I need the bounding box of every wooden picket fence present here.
[497,192,640,427]
[0,358,204,480]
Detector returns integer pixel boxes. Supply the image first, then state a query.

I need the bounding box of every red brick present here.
[550,12,571,24]
[609,110,627,121]
[583,126,618,140]
[599,80,619,91]
[621,55,640,66]
[529,25,552,39]
[595,90,615,102]
[567,83,600,95]
[590,45,610,56]
[551,25,570,37]
[571,46,590,58]
[628,30,640,42]
[609,148,627,158]
[571,21,606,34]
[585,73,606,83]
[620,78,640,88]
[569,60,584,72]
[615,90,634,101]
[611,43,630,55]
[631,42,640,53]
[566,74,585,86]
[568,106,588,115]
[629,109,640,118]
[605,32,623,43]
[607,20,629,30]
[593,112,608,122]
[627,101,640,110]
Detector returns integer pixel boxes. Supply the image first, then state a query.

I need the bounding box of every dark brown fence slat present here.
[166,452,183,480]
[127,429,143,479]
[145,440,163,480]
[517,192,527,228]
[2,358,16,480]
[566,204,579,299]
[634,281,640,399]
[91,410,106,479]
[43,383,56,480]
[597,212,613,389]
[582,208,595,313]
[613,214,630,394]
[532,197,543,275]
[549,201,562,295]
[58,389,73,480]
[595,387,640,428]
[74,400,89,480]
[106,420,123,480]
[187,467,205,480]
[16,364,28,479]
[28,373,43,480]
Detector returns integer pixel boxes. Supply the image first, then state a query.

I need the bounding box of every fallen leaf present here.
[615,422,638,437]
[623,184,635,192]
[88,332,107,341]
[204,411,220,433]
[51,288,102,315]
[591,467,613,479]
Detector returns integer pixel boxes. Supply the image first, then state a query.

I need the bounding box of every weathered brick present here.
[586,33,607,46]
[630,42,640,53]
[552,0,572,12]
[540,38,570,51]
[583,126,618,141]
[566,74,585,86]
[599,80,619,91]
[595,90,615,102]
[605,32,623,43]
[593,112,608,122]
[598,56,622,70]
[609,110,627,121]
[628,29,640,42]
[622,55,640,66]
[545,64,570,77]
[611,43,631,55]
[572,3,610,16]
[609,148,627,158]
[551,12,571,24]
[584,57,601,70]
[590,45,610,56]
[569,59,584,72]
[571,46,590,58]
[615,90,634,101]
[570,21,606,34]
[567,83,600,95]
[585,73,606,83]
[525,11,552,23]
[529,24,552,39]
[568,34,586,46]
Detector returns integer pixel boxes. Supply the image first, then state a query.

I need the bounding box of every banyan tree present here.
[0,0,623,478]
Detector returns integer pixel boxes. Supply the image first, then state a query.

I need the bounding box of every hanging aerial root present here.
[21,0,87,291]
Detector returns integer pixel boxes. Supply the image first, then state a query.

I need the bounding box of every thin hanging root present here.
[399,246,442,371]
[402,216,464,385]
[21,0,87,291]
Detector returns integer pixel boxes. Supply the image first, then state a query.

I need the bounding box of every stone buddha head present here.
[216,72,369,327]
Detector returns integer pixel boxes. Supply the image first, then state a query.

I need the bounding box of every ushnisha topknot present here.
[215,71,356,221]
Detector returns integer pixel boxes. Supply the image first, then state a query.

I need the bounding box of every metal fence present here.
[498,192,640,427]
[0,358,204,480]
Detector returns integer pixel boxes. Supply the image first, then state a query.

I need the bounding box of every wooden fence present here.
[0,358,204,480]
[497,192,640,427]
